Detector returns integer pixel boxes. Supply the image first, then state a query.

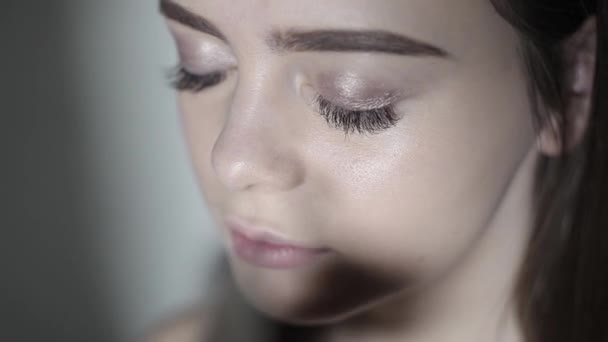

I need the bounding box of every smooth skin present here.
[157,1,596,341]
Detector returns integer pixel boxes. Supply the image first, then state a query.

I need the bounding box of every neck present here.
[326,147,538,342]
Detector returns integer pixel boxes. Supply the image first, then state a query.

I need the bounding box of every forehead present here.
[171,0,517,59]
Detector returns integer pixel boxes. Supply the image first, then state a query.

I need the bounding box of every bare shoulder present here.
[144,307,210,342]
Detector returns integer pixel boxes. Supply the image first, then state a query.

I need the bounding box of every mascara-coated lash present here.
[168,66,226,92]
[313,95,399,134]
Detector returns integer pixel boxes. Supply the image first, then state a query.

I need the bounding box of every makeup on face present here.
[315,71,401,110]
[169,23,237,75]
[225,217,331,269]
[162,0,540,330]
[292,55,443,111]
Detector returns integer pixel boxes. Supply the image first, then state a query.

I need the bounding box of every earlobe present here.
[538,16,597,157]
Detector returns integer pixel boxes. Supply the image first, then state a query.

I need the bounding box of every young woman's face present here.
[165,0,536,323]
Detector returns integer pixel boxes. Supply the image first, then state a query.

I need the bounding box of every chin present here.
[230,258,406,327]
[252,298,367,326]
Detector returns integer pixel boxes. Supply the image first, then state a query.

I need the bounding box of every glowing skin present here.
[164,0,541,341]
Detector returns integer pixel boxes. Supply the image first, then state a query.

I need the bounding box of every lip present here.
[225,218,330,269]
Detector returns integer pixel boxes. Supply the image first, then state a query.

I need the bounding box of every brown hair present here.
[489,0,607,341]
[205,1,608,341]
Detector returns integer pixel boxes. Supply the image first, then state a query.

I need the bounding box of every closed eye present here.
[313,94,400,135]
[165,67,401,135]
[167,66,227,92]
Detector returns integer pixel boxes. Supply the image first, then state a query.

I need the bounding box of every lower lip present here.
[229,229,329,269]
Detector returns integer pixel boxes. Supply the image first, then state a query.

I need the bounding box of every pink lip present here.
[225,219,330,269]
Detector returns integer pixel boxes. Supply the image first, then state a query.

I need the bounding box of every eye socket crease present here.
[160,0,451,59]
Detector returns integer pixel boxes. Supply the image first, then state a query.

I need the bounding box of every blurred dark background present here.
[1,2,219,341]
[1,2,117,341]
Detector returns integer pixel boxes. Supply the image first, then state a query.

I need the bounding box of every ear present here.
[538,16,597,156]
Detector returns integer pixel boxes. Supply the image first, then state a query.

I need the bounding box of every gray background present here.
[2,1,219,341]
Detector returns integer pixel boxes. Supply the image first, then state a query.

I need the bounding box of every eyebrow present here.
[160,0,449,58]
[267,30,448,57]
[160,0,226,41]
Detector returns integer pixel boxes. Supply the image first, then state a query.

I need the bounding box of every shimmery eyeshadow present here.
[172,31,236,74]
[317,71,399,110]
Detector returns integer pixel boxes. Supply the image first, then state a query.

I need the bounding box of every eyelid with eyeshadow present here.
[170,27,237,75]
[314,71,405,111]
[318,91,400,111]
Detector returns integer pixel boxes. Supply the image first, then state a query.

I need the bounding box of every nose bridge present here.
[211,63,303,192]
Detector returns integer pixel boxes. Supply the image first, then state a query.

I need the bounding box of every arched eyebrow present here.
[267,30,448,57]
[160,0,226,41]
[160,0,449,58]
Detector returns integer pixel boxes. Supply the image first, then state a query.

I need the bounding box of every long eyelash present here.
[166,66,226,92]
[314,95,399,135]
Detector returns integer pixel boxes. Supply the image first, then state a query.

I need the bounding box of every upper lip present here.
[224,216,328,251]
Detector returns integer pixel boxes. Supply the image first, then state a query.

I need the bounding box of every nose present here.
[211,102,305,192]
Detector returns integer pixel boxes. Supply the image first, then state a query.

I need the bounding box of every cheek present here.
[314,66,535,281]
